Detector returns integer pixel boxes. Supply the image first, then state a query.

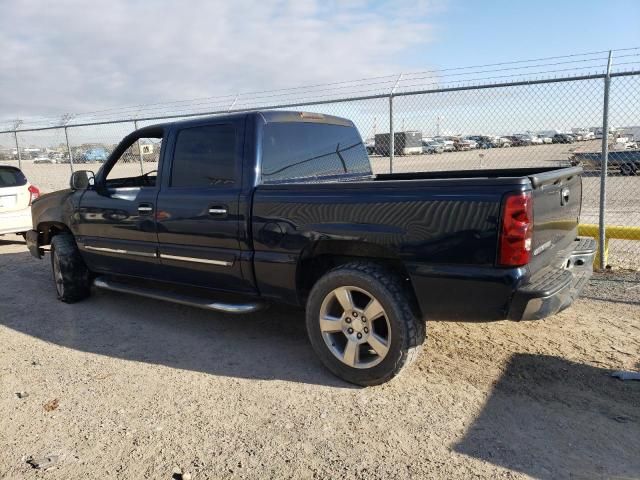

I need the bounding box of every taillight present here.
[498,191,533,267]
[28,185,40,205]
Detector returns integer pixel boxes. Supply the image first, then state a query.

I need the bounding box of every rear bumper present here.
[0,207,31,235]
[26,229,43,259]
[508,237,596,320]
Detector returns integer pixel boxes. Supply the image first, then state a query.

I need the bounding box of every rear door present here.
[155,117,255,293]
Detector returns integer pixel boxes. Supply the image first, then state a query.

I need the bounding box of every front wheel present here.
[50,234,91,303]
[306,262,426,386]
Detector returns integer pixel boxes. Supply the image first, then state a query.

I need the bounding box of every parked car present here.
[468,135,499,149]
[552,134,575,144]
[0,165,40,237]
[364,139,375,155]
[503,135,531,147]
[538,135,553,144]
[462,138,478,149]
[516,134,543,145]
[422,140,444,154]
[80,147,109,163]
[436,139,456,152]
[496,137,512,148]
[26,111,595,386]
[453,138,473,151]
[34,155,56,164]
[572,150,639,176]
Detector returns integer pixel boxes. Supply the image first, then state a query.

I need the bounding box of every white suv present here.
[0,166,40,237]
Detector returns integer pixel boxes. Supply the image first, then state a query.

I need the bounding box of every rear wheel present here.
[50,234,91,303]
[306,262,425,386]
[620,163,637,176]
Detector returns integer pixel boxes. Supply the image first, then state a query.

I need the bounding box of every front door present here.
[75,127,164,278]
[155,118,254,293]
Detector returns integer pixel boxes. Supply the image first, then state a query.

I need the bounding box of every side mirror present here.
[70,170,95,190]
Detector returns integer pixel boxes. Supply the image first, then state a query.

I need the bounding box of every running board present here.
[93,277,265,314]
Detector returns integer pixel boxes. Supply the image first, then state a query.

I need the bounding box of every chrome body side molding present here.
[159,253,233,267]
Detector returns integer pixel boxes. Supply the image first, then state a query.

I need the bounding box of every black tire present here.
[306,262,426,386]
[50,233,91,303]
[620,163,637,176]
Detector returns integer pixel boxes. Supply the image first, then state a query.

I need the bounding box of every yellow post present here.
[578,223,640,267]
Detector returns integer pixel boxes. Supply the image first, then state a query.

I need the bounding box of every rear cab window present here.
[260,121,372,184]
[0,167,27,187]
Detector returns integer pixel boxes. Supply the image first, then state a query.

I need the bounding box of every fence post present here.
[12,120,23,169]
[388,96,394,173]
[64,126,75,174]
[598,50,613,270]
[13,131,22,170]
[134,120,144,175]
[388,73,403,174]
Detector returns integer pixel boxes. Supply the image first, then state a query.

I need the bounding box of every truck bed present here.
[252,165,583,320]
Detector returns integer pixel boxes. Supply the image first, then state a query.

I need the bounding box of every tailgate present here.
[528,167,582,272]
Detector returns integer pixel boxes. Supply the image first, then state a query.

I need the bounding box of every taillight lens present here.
[28,185,41,205]
[498,191,533,267]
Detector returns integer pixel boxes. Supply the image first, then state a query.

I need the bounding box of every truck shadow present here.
[0,250,354,388]
[0,237,25,246]
[453,353,640,479]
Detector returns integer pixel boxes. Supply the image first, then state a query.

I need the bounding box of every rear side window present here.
[0,167,27,187]
[171,124,237,187]
[261,122,371,184]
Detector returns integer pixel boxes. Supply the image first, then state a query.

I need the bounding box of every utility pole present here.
[12,120,23,169]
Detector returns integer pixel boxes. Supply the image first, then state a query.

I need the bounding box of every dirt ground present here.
[0,236,639,479]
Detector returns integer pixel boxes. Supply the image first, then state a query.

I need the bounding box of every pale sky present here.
[2,0,639,123]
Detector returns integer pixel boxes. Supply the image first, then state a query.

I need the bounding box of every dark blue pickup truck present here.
[26,111,595,385]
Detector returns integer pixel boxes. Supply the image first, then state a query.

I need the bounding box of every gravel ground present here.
[0,237,639,480]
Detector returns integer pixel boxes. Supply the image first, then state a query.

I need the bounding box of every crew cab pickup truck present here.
[26,111,596,385]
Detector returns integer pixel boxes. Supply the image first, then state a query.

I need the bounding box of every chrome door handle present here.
[208,207,227,216]
[138,204,153,215]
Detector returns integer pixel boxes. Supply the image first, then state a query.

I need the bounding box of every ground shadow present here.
[0,236,25,246]
[0,250,354,388]
[454,353,640,479]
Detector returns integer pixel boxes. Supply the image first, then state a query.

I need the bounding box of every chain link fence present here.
[1,50,639,269]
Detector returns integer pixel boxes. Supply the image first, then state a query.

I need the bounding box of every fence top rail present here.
[1,69,639,135]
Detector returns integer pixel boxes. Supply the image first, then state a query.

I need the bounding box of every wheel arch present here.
[295,240,422,317]
[37,221,72,245]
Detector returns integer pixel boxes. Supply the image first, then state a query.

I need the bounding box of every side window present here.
[106,134,163,187]
[171,124,237,188]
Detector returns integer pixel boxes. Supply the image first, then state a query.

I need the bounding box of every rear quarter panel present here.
[251,180,509,307]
